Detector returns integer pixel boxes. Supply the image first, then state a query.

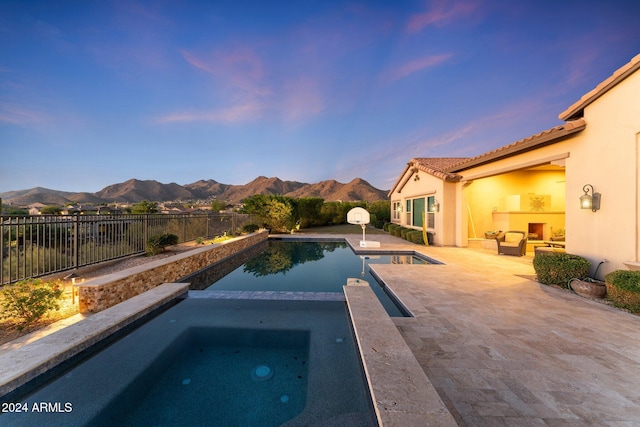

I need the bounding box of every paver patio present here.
[335,233,640,426]
[5,231,640,425]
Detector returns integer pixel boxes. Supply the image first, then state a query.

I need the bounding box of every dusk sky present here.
[2,1,639,194]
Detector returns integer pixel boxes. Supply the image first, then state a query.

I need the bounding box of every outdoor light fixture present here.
[430,199,440,212]
[579,184,601,212]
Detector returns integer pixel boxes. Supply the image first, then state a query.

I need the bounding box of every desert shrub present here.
[1,279,63,330]
[146,233,179,256]
[406,230,424,245]
[604,270,640,312]
[533,253,590,286]
[242,223,260,233]
[401,227,412,240]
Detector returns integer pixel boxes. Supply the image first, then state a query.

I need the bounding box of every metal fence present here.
[0,213,254,285]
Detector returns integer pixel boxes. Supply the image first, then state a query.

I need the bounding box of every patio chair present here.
[495,231,527,256]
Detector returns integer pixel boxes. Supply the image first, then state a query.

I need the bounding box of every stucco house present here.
[389,53,640,279]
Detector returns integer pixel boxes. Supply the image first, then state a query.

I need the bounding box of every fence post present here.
[143,214,149,249]
[73,215,80,268]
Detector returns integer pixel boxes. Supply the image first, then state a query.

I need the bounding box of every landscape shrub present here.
[146,233,179,256]
[369,214,384,229]
[401,227,412,240]
[242,223,260,233]
[604,270,640,312]
[533,252,590,286]
[1,279,63,330]
[387,224,399,236]
[406,230,424,245]
[383,222,391,232]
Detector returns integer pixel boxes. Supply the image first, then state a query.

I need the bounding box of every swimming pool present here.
[2,297,376,426]
[184,240,432,316]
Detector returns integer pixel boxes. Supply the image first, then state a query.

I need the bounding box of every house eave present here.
[559,53,640,121]
[447,119,586,173]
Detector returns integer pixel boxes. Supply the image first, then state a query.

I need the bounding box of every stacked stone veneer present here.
[77,231,268,313]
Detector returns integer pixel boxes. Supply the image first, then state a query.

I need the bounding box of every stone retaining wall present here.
[77,231,268,313]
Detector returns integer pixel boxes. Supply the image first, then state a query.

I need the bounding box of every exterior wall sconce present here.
[430,199,440,212]
[580,184,601,212]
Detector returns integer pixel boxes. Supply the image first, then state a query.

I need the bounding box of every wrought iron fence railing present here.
[0,213,254,285]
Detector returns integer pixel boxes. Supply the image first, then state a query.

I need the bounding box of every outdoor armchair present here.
[496,231,527,256]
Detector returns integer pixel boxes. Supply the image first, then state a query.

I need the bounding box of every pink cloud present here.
[181,47,271,97]
[280,78,325,123]
[156,101,264,124]
[406,0,480,33]
[0,103,50,126]
[385,53,453,82]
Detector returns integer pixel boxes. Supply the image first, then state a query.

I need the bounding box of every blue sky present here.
[1,1,639,194]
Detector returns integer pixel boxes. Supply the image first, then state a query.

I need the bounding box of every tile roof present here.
[388,157,467,196]
[412,157,468,180]
[560,53,640,121]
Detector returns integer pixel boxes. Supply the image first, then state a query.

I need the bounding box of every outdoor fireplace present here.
[528,223,544,240]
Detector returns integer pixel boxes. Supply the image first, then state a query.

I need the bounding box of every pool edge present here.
[344,282,457,427]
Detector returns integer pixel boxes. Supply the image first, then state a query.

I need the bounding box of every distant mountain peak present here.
[1,176,389,206]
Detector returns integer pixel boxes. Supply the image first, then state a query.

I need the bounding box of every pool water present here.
[96,327,310,426]
[185,240,430,316]
[3,298,376,426]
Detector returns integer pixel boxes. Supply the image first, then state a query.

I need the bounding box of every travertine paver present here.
[336,234,640,426]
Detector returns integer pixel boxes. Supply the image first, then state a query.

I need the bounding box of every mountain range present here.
[0,176,389,206]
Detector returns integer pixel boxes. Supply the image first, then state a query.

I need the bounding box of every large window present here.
[406,196,435,228]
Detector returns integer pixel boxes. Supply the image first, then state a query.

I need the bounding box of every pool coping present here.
[344,281,457,426]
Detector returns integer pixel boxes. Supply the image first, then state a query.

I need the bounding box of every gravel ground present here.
[77,244,199,280]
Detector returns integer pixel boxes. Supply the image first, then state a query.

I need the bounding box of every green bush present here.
[605,270,640,292]
[369,214,384,229]
[387,224,399,236]
[146,233,179,256]
[406,230,424,245]
[383,222,391,232]
[401,227,412,240]
[1,279,63,330]
[604,270,640,312]
[533,253,590,286]
[242,223,260,233]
